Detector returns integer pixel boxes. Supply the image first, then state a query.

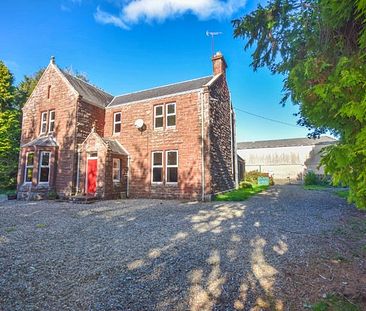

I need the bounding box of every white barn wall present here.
[237,144,328,182]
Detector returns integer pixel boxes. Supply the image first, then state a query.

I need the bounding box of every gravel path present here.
[0,185,354,311]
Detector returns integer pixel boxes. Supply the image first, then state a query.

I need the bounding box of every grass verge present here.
[214,185,268,201]
[335,190,349,199]
[304,185,330,191]
[311,294,360,311]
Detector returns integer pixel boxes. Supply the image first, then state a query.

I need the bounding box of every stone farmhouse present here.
[237,136,336,183]
[17,53,238,200]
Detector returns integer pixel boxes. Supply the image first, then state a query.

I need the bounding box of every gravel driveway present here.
[0,185,354,311]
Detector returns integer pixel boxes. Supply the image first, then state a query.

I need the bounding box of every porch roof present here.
[102,138,129,156]
[21,135,58,148]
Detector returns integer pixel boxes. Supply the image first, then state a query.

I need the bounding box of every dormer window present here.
[49,110,55,133]
[113,112,121,134]
[40,112,47,135]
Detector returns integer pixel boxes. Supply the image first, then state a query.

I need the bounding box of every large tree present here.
[14,68,44,110]
[0,65,44,190]
[0,61,15,111]
[233,0,366,209]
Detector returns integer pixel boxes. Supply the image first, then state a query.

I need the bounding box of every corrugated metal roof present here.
[108,76,213,107]
[62,71,113,108]
[237,136,337,150]
[21,135,58,148]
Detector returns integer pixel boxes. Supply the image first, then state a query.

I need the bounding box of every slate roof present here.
[102,138,129,156]
[108,76,213,107]
[237,136,337,150]
[21,135,58,148]
[62,71,113,108]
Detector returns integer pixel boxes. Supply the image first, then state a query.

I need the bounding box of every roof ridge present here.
[238,136,336,144]
[113,75,212,99]
[61,70,113,97]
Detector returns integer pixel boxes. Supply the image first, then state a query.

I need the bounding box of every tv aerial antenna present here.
[206,31,223,56]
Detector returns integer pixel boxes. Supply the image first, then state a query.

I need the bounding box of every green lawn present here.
[214,185,268,201]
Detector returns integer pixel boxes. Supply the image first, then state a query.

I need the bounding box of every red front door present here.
[87,159,97,194]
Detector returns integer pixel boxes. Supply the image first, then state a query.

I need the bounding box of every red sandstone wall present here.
[18,64,79,197]
[104,92,204,199]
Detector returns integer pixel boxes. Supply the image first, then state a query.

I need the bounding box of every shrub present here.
[239,181,253,189]
[245,170,274,186]
[48,190,58,200]
[304,171,319,185]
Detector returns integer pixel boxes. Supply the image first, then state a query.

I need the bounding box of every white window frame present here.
[113,158,121,182]
[154,105,164,130]
[40,112,47,135]
[166,102,176,129]
[38,151,51,184]
[151,151,163,184]
[166,150,178,184]
[48,110,55,133]
[113,112,122,134]
[24,152,34,184]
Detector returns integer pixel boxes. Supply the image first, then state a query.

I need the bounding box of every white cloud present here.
[94,0,246,29]
[95,6,129,29]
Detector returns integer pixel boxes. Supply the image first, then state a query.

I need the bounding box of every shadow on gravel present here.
[79,187,288,310]
[0,185,356,310]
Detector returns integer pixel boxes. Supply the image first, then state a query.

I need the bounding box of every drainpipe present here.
[232,104,239,188]
[200,90,205,201]
[127,155,130,198]
[76,145,81,194]
[230,102,234,176]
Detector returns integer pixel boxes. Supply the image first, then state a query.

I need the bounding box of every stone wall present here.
[207,74,235,194]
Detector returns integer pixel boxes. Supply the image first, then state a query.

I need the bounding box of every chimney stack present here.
[212,51,227,76]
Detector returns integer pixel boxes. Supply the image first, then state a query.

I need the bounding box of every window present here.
[166,103,176,128]
[47,85,51,99]
[24,152,34,183]
[49,110,55,133]
[113,112,121,134]
[40,112,47,134]
[113,158,121,182]
[166,151,178,183]
[152,151,163,183]
[39,152,50,183]
[154,105,164,129]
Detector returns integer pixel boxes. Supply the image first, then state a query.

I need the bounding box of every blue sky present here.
[0,0,310,141]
